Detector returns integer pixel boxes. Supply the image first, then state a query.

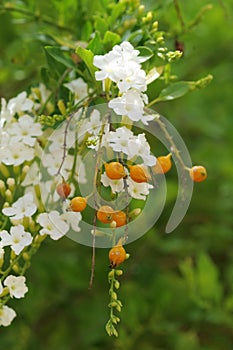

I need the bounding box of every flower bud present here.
[138,5,145,15]
[115,269,123,276]
[23,252,30,261]
[0,180,6,196]
[5,189,13,203]
[0,164,10,178]
[12,264,20,273]
[6,178,15,191]
[57,100,66,115]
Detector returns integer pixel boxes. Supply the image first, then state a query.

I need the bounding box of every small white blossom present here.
[127,178,153,200]
[85,109,102,135]
[103,126,134,153]
[0,225,33,255]
[0,142,34,166]
[7,91,34,116]
[36,211,69,240]
[6,114,42,146]
[0,280,3,295]
[109,90,153,125]
[4,275,28,299]
[2,193,37,220]
[64,78,88,104]
[48,123,75,152]
[94,41,145,88]
[127,133,156,166]
[101,172,124,193]
[0,305,16,327]
[61,211,82,232]
[21,162,39,187]
[41,150,73,178]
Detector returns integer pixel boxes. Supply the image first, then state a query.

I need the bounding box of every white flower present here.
[2,193,37,220]
[61,211,82,232]
[104,127,156,166]
[0,225,33,255]
[0,97,12,124]
[127,133,156,166]
[0,142,34,166]
[6,114,42,146]
[74,155,87,184]
[36,211,69,240]
[103,126,133,153]
[4,275,28,299]
[64,78,88,103]
[0,305,16,327]
[21,162,39,187]
[94,41,145,86]
[41,150,73,178]
[127,178,153,200]
[94,50,122,82]
[85,109,102,135]
[101,172,124,193]
[48,122,75,152]
[109,90,153,125]
[0,280,3,295]
[7,91,34,116]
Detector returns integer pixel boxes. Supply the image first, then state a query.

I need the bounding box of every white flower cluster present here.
[0,91,43,166]
[94,41,154,125]
[0,275,28,326]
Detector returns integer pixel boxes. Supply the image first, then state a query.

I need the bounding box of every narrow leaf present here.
[45,46,76,69]
[75,46,97,79]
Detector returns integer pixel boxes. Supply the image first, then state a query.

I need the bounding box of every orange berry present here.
[56,182,71,199]
[97,205,114,223]
[109,245,126,268]
[129,164,150,183]
[112,211,127,227]
[153,153,172,174]
[189,165,207,182]
[104,162,126,180]
[69,196,87,212]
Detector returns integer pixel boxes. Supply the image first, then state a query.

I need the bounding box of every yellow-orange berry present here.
[56,182,71,199]
[129,164,150,183]
[189,165,207,182]
[104,162,126,180]
[109,245,126,268]
[69,196,87,212]
[153,153,172,174]
[112,211,127,227]
[97,205,114,223]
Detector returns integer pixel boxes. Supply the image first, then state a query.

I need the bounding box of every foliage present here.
[0,0,233,349]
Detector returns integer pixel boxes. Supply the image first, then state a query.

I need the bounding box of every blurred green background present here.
[0,0,233,349]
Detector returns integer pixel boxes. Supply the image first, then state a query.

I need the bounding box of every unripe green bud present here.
[5,189,13,203]
[138,5,145,15]
[23,252,30,261]
[115,269,123,276]
[7,178,15,191]
[111,292,118,300]
[12,264,20,273]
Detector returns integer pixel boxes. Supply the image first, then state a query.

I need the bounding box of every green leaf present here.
[103,31,121,48]
[87,32,104,55]
[157,81,194,102]
[196,253,223,303]
[94,16,108,36]
[137,46,154,62]
[44,46,76,69]
[107,1,126,27]
[75,46,97,80]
